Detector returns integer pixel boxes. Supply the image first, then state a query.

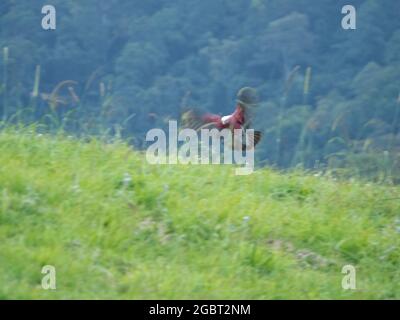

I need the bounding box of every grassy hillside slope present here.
[0,128,399,299]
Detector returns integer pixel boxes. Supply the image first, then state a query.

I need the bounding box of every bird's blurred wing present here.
[181,109,207,131]
[233,130,262,151]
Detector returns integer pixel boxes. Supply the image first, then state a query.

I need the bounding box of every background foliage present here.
[1,0,400,181]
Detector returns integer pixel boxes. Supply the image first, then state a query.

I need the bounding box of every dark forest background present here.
[1,0,400,181]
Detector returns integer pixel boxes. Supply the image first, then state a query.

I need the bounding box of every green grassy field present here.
[0,127,399,299]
